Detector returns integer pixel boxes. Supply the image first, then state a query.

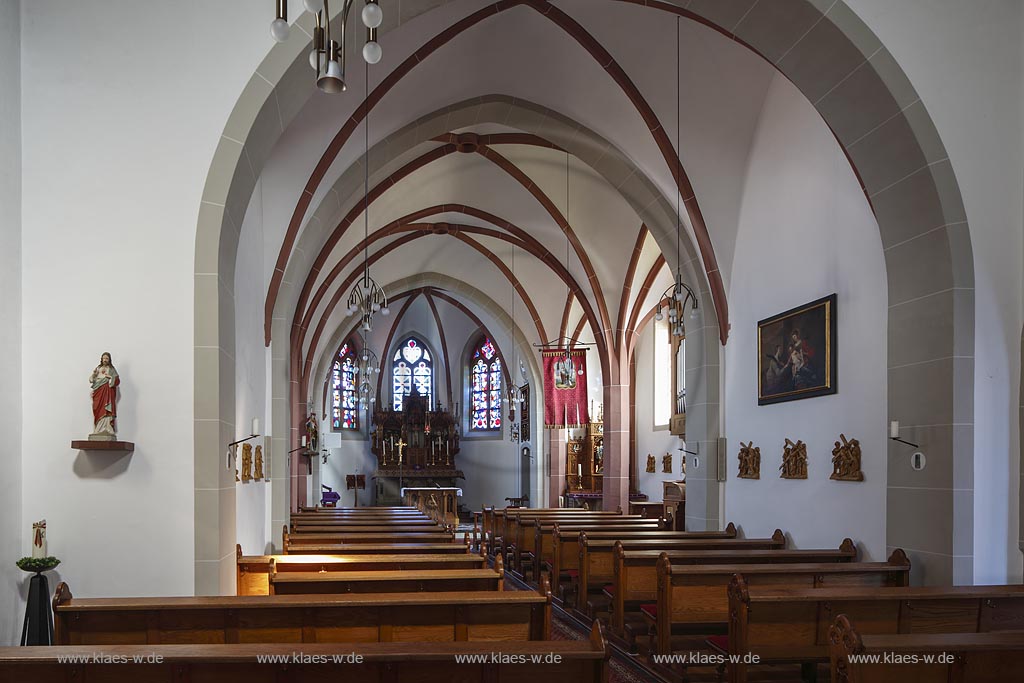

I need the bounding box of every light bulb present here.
[675,289,684,302]
[304,0,324,12]
[690,306,699,320]
[362,40,382,64]
[362,2,383,28]
[309,49,325,71]
[371,302,380,312]
[270,18,290,43]
[362,354,369,362]
[380,306,390,316]
[655,311,664,322]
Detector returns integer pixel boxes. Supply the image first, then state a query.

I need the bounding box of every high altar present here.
[371,396,464,506]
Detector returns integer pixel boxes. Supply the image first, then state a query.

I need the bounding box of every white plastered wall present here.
[723,72,887,559]
[18,0,269,603]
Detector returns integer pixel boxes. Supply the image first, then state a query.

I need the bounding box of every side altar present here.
[371,396,464,506]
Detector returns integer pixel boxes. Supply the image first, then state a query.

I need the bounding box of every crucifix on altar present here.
[396,437,407,489]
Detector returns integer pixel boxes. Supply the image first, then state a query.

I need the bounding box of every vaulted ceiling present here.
[246,0,830,393]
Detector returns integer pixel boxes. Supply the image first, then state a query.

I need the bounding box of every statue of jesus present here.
[89,352,120,440]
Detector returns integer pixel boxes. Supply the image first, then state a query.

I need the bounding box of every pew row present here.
[486,507,623,556]
[270,560,504,595]
[284,543,472,556]
[829,614,1024,683]
[611,539,857,643]
[726,578,1024,683]
[544,523,738,590]
[575,529,785,612]
[501,510,632,566]
[53,577,544,646]
[236,546,487,596]
[653,550,912,656]
[518,519,664,577]
[283,525,457,550]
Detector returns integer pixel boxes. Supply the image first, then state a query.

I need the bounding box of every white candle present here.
[577,463,582,478]
[252,417,259,435]
[889,421,900,438]
[301,435,307,448]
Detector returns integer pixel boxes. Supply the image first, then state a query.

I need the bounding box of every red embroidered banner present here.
[543,348,590,428]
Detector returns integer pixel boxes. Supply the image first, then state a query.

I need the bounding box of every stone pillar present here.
[548,429,566,507]
[602,357,630,512]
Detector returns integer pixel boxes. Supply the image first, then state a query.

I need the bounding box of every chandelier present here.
[353,333,380,409]
[270,0,384,94]
[655,274,698,337]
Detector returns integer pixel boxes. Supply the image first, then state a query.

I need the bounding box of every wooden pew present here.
[727,578,1024,683]
[610,539,857,643]
[653,550,912,656]
[236,546,488,596]
[501,509,628,565]
[298,505,419,513]
[53,579,544,646]
[283,525,456,548]
[829,614,1024,683]
[291,518,440,527]
[522,519,663,578]
[270,560,505,595]
[490,507,622,558]
[285,542,472,556]
[576,528,782,612]
[548,523,737,594]
[5,622,609,683]
[291,524,446,535]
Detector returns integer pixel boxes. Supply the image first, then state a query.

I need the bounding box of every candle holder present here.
[17,556,60,646]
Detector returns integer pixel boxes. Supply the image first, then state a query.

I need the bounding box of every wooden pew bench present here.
[236,546,487,596]
[653,551,912,657]
[490,507,623,557]
[829,614,1024,683]
[541,523,738,603]
[290,520,438,532]
[270,561,505,595]
[290,524,446,535]
[4,627,609,683]
[284,542,472,556]
[500,510,627,566]
[283,526,456,548]
[53,578,545,645]
[610,540,856,649]
[726,579,1024,683]
[521,519,663,579]
[576,530,785,616]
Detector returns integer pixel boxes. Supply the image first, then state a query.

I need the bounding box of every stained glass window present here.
[393,337,432,410]
[470,337,502,431]
[331,342,359,431]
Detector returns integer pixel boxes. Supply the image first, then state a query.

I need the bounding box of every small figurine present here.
[254,445,265,481]
[241,443,253,482]
[662,453,673,473]
[831,434,864,481]
[89,352,120,441]
[646,454,656,473]
[738,441,761,479]
[780,438,808,479]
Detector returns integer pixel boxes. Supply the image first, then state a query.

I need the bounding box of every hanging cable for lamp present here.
[656,16,699,336]
[345,60,389,331]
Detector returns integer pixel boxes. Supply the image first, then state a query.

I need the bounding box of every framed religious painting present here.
[757,294,837,405]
